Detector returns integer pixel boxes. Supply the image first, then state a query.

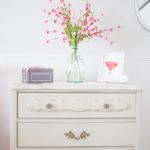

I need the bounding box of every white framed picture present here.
[98,52,128,83]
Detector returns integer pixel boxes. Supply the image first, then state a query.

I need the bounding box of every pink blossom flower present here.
[86,7,89,11]
[52,8,56,13]
[55,13,59,17]
[54,19,58,23]
[90,22,94,26]
[91,28,95,31]
[46,40,50,43]
[58,11,62,15]
[99,35,103,38]
[109,28,113,31]
[63,37,68,42]
[82,21,87,26]
[53,30,57,33]
[48,12,51,15]
[43,1,119,47]
[93,32,98,36]
[46,30,50,34]
[89,16,93,21]
[60,0,64,3]
[86,2,90,8]
[81,30,86,34]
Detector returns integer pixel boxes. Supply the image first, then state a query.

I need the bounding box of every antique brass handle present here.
[46,103,53,109]
[64,131,90,140]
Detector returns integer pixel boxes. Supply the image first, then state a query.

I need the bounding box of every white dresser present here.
[10,82,142,150]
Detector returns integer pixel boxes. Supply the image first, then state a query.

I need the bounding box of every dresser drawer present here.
[18,92,136,118]
[18,121,135,148]
[18,148,134,150]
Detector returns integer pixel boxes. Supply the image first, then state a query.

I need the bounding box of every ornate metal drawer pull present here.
[64,131,90,140]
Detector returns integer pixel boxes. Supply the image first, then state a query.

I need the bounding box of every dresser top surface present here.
[11,82,142,91]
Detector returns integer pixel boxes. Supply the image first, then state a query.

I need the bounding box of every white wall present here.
[0,0,150,150]
[0,0,150,56]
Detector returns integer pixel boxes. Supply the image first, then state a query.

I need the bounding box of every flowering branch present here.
[44,0,120,49]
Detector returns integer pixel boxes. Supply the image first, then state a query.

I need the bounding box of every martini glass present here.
[105,61,118,74]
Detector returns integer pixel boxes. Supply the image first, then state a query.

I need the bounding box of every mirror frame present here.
[135,0,150,31]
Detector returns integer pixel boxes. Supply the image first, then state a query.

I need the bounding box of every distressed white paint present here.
[11,83,141,150]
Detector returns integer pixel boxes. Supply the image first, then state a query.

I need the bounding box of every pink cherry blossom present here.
[48,12,51,15]
[45,20,48,23]
[52,8,56,13]
[60,0,64,3]
[109,28,113,31]
[43,1,120,47]
[55,13,59,17]
[90,22,94,26]
[46,40,50,43]
[91,28,95,31]
[63,37,68,42]
[89,16,93,21]
[46,30,50,34]
[54,19,58,23]
[86,7,89,11]
[58,11,62,15]
[53,30,57,33]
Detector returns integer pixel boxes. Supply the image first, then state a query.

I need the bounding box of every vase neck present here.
[73,47,78,51]
[73,47,78,52]
[72,48,79,58]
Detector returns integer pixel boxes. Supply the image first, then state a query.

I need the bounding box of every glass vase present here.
[66,48,85,83]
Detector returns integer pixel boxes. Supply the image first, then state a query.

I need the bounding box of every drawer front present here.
[18,148,134,150]
[18,93,136,118]
[18,122,135,147]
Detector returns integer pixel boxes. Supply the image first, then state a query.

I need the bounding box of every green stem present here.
[73,48,83,81]
[67,47,83,82]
